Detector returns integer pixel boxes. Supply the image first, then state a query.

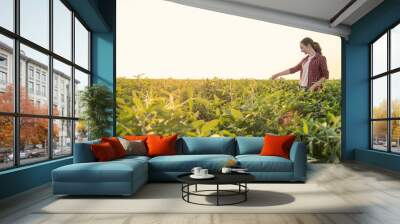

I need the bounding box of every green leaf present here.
[191,120,204,128]
[302,120,309,135]
[230,108,243,120]
[201,119,219,136]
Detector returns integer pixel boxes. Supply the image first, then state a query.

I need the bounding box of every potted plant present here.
[80,84,113,140]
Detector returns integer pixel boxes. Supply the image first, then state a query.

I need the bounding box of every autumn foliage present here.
[0,85,59,150]
[373,99,400,142]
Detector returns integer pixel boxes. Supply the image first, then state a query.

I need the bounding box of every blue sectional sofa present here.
[52,137,307,196]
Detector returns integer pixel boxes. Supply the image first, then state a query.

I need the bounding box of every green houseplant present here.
[80,84,113,140]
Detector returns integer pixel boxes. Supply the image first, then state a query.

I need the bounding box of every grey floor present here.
[1,162,400,224]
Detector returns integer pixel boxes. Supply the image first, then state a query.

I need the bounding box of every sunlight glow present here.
[117,0,341,80]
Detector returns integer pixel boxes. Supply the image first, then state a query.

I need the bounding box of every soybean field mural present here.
[117,77,341,162]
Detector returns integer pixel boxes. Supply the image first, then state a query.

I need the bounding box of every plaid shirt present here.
[289,53,329,88]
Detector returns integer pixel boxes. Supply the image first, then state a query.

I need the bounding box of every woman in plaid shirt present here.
[271,37,329,91]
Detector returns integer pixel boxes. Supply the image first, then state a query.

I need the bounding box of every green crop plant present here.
[117,77,341,162]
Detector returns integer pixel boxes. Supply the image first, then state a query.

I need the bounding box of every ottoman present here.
[52,158,148,196]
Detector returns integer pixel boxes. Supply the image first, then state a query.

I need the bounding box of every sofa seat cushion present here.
[236,155,293,172]
[117,155,150,162]
[149,154,235,172]
[53,159,147,183]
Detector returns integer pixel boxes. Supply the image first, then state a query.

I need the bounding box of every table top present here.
[177,172,255,185]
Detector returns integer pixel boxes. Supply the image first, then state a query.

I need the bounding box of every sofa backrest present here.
[177,137,236,155]
[235,137,264,155]
[74,137,269,161]
[73,139,100,163]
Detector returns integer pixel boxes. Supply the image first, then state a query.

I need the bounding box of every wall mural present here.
[117,77,341,162]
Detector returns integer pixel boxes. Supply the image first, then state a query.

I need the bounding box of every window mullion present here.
[71,10,76,155]
[48,0,54,160]
[388,30,391,152]
[13,0,20,167]
[370,45,373,149]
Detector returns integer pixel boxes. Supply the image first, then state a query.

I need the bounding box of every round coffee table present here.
[177,173,255,206]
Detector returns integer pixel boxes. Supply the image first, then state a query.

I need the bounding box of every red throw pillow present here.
[91,142,117,161]
[146,134,178,157]
[260,134,296,159]
[101,137,127,158]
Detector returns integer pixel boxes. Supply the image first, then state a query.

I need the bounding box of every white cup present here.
[200,169,208,176]
[191,167,202,176]
[221,167,232,174]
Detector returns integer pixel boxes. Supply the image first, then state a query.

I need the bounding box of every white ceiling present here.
[167,0,384,37]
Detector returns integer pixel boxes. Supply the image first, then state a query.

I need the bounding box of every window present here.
[392,120,400,153]
[0,71,6,85]
[0,0,14,31]
[0,0,91,170]
[391,24,400,70]
[20,45,49,117]
[372,34,387,77]
[0,53,8,89]
[35,70,41,81]
[0,116,13,170]
[53,59,72,117]
[0,70,7,93]
[20,0,49,48]
[75,120,88,143]
[53,0,72,60]
[372,76,387,119]
[370,23,400,153]
[28,67,34,80]
[75,18,89,69]
[0,34,14,113]
[35,84,40,95]
[0,55,7,67]
[74,69,89,118]
[53,119,72,158]
[42,85,46,97]
[0,53,7,87]
[19,117,49,165]
[28,81,34,94]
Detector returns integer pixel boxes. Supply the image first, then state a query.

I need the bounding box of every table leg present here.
[195,184,198,192]
[187,184,190,202]
[245,183,247,201]
[217,184,219,206]
[181,184,183,199]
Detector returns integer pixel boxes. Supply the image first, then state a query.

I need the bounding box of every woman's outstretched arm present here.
[270,60,303,80]
[270,69,291,80]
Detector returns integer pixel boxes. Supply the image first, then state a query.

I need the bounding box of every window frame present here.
[0,0,92,171]
[370,21,400,154]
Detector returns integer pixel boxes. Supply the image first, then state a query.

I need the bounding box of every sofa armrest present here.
[289,141,307,182]
[73,140,100,163]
